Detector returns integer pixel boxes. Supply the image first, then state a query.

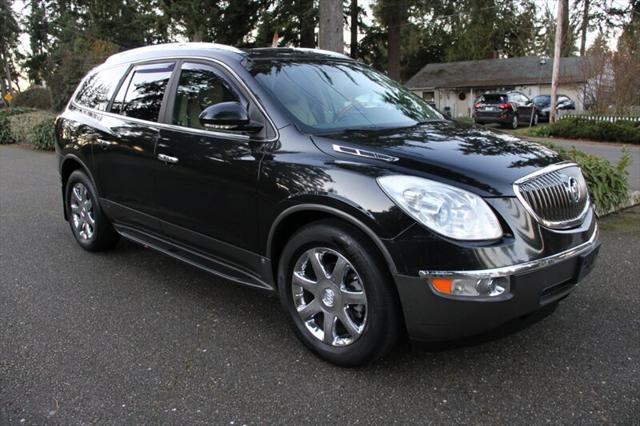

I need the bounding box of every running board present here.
[114,225,274,292]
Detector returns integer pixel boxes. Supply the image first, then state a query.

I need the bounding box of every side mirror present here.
[199,101,263,133]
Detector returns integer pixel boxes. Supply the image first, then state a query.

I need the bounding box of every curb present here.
[599,190,640,217]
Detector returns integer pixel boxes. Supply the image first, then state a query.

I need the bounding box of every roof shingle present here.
[405,56,586,89]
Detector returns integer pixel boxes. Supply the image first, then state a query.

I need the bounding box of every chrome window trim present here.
[419,222,598,280]
[71,55,279,143]
[512,161,590,230]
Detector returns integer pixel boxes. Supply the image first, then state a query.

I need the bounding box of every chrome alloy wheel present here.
[70,182,96,241]
[292,248,367,346]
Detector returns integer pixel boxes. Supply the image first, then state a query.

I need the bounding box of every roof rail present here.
[105,42,243,64]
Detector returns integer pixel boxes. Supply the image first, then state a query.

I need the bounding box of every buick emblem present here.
[566,176,580,203]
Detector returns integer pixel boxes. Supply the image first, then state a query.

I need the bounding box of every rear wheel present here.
[505,114,518,129]
[277,219,401,366]
[65,170,119,251]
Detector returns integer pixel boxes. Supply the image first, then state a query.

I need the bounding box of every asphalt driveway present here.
[1,145,639,424]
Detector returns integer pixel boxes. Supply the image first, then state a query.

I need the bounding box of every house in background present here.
[404,56,588,118]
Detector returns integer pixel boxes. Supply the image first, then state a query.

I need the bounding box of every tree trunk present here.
[560,0,570,56]
[299,0,315,48]
[191,29,203,42]
[580,0,589,56]
[318,0,343,53]
[387,4,403,81]
[350,0,358,58]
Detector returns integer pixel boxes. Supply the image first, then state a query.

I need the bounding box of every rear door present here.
[94,61,176,232]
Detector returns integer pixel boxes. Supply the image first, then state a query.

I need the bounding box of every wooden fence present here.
[558,112,640,123]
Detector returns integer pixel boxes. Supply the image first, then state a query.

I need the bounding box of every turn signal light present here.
[431,278,453,294]
[429,277,509,298]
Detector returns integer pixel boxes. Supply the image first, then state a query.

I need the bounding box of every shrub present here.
[30,118,57,151]
[0,115,14,144]
[548,118,640,144]
[13,87,53,110]
[0,106,36,119]
[541,141,632,214]
[7,110,57,144]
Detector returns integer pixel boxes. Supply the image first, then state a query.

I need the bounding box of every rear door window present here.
[75,64,129,111]
[111,62,175,122]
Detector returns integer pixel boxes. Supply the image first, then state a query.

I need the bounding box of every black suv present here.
[474,91,539,128]
[56,43,600,366]
[533,94,576,122]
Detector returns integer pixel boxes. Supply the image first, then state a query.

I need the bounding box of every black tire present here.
[277,219,402,366]
[532,113,539,126]
[474,120,484,125]
[65,170,119,251]
[503,114,518,129]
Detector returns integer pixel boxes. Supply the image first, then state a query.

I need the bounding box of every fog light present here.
[430,277,509,297]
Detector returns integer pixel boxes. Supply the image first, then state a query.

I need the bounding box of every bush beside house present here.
[527,118,640,144]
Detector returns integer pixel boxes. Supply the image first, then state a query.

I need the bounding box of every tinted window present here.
[172,63,239,130]
[75,64,128,111]
[480,94,508,104]
[533,95,550,106]
[111,62,175,122]
[250,61,442,134]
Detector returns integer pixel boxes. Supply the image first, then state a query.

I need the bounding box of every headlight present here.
[377,175,502,240]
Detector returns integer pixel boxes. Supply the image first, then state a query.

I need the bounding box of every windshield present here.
[249,60,443,134]
[533,95,550,106]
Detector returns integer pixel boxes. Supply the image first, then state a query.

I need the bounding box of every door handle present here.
[157,153,179,164]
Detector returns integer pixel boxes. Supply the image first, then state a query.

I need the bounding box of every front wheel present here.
[277,220,402,366]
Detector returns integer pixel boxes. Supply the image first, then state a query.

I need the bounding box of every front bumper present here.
[394,225,600,342]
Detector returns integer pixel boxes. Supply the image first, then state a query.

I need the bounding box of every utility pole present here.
[550,0,565,124]
[319,0,344,53]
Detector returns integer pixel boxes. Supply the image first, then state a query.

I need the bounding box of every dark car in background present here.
[473,91,539,128]
[533,94,576,122]
[55,43,600,366]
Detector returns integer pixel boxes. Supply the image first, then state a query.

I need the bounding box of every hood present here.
[311,121,563,197]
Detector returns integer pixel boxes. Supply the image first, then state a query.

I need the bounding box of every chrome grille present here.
[514,164,589,229]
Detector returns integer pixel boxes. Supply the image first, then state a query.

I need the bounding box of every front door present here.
[154,61,267,257]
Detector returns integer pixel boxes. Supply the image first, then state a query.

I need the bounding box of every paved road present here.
[1,145,639,424]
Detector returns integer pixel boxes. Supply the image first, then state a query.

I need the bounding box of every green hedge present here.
[537,118,640,144]
[541,141,632,214]
[30,118,57,150]
[0,108,57,150]
[0,115,14,144]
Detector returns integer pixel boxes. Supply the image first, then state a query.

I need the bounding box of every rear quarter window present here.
[75,64,129,111]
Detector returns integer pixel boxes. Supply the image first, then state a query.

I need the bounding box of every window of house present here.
[111,62,175,122]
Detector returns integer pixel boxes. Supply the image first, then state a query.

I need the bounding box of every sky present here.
[10,0,631,88]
